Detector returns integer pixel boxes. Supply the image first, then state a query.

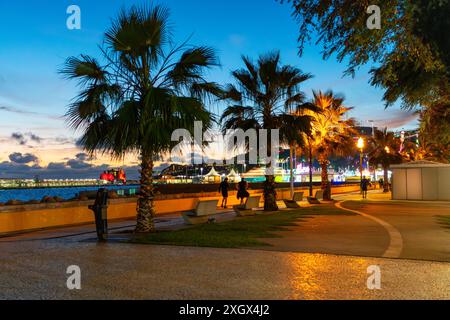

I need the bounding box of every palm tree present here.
[403,137,450,163]
[220,52,314,211]
[282,113,314,198]
[60,4,220,232]
[368,129,403,192]
[300,91,356,200]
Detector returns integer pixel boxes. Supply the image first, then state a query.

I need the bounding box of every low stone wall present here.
[0,184,360,235]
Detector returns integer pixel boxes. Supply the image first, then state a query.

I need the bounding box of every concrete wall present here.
[0,185,360,235]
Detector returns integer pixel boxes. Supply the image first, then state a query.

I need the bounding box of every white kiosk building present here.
[391,161,450,201]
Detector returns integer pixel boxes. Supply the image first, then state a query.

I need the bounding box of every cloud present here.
[8,152,39,164]
[27,133,42,143]
[370,110,419,129]
[67,159,92,169]
[64,152,99,169]
[9,132,43,146]
[0,105,62,120]
[11,132,27,145]
[0,162,36,175]
[75,152,94,161]
[54,136,76,145]
[0,161,140,180]
[0,106,35,115]
[47,162,67,170]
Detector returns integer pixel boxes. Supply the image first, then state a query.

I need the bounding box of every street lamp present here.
[357,137,365,182]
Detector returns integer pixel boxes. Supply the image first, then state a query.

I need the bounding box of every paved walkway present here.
[0,240,449,299]
[258,204,390,258]
[1,190,449,299]
[256,191,450,262]
[339,197,450,262]
[0,208,236,242]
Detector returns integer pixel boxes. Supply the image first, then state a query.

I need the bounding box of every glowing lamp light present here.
[357,137,364,150]
[385,146,390,154]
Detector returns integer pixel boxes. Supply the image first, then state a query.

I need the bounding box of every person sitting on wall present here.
[378,178,384,190]
[237,178,250,205]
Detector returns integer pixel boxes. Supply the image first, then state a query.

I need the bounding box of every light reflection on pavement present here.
[0,239,449,300]
[0,190,449,300]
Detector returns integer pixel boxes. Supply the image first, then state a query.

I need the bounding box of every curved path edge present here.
[335,201,403,258]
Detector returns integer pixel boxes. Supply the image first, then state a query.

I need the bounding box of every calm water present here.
[0,185,140,203]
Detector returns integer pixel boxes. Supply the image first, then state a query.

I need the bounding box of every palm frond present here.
[59,55,107,86]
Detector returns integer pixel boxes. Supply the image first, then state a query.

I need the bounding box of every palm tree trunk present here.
[320,160,329,189]
[289,145,294,199]
[320,159,331,201]
[263,175,278,211]
[135,151,156,233]
[308,142,313,197]
[383,166,389,193]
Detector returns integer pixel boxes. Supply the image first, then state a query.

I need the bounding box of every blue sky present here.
[0,0,418,177]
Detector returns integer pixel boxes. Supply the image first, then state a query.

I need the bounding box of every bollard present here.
[88,188,109,241]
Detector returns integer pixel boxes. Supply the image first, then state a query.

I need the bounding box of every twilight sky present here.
[0,0,418,178]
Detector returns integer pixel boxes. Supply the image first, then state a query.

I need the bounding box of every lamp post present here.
[357,137,365,183]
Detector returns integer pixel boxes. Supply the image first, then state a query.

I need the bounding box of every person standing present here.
[218,178,230,208]
[361,176,371,199]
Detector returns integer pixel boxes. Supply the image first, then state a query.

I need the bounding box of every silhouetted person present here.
[378,178,384,190]
[218,178,230,208]
[361,176,371,199]
[237,178,250,205]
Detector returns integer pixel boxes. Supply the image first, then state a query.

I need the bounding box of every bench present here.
[283,191,304,209]
[233,195,261,216]
[307,190,323,204]
[182,199,219,225]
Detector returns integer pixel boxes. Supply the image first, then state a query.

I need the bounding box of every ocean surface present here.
[0,185,140,203]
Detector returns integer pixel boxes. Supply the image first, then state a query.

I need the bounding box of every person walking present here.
[218,178,230,208]
[361,176,371,199]
[237,178,250,205]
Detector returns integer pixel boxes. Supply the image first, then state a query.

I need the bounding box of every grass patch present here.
[131,204,353,248]
[436,216,450,230]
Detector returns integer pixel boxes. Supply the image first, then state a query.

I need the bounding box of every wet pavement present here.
[258,211,390,258]
[1,191,449,299]
[340,200,450,262]
[0,239,449,299]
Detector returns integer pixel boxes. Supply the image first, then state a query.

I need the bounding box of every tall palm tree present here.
[368,129,403,192]
[220,52,314,211]
[282,113,314,198]
[300,91,356,200]
[60,4,220,232]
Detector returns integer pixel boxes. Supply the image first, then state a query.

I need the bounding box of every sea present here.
[0,185,140,203]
